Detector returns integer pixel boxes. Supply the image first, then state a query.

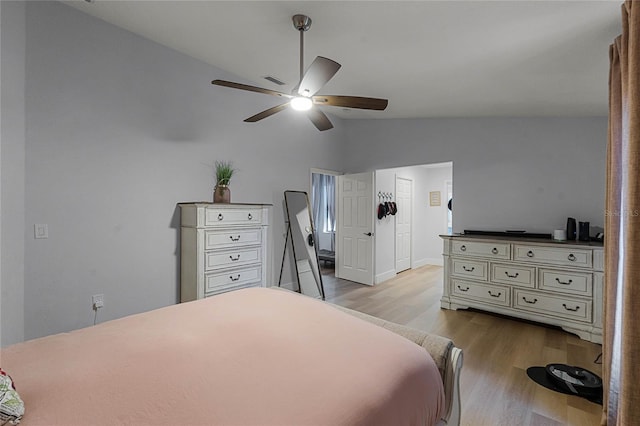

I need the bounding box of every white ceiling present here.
[63,0,621,119]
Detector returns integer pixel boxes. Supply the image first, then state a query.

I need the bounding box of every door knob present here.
[363,232,373,236]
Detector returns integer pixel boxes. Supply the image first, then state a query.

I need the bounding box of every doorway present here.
[374,162,453,284]
[313,162,452,288]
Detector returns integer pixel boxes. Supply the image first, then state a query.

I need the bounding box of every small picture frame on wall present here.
[429,191,441,206]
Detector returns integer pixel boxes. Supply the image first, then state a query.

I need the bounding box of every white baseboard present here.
[272,282,296,291]
[375,269,397,284]
[414,257,443,267]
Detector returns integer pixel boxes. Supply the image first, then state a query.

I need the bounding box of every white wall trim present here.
[271,281,296,291]
[445,179,453,232]
[375,269,396,284]
[415,257,444,267]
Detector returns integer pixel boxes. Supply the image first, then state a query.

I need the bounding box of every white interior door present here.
[336,172,374,285]
[395,177,412,273]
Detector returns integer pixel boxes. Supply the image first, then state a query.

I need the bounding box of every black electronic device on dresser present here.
[567,218,595,242]
[566,217,577,241]
[579,221,591,242]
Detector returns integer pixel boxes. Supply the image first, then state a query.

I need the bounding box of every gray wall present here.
[22,1,344,340]
[2,1,609,343]
[1,0,26,346]
[343,117,606,234]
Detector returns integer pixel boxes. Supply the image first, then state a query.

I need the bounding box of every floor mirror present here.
[279,190,325,299]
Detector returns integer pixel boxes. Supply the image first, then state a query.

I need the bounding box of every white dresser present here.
[441,235,603,343]
[179,203,271,302]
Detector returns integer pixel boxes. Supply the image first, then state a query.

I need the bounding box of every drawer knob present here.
[555,278,573,285]
[526,250,534,258]
[460,245,467,252]
[492,247,498,254]
[462,266,475,272]
[562,303,580,312]
[522,296,538,304]
[505,271,520,278]
[457,285,470,292]
[248,213,253,220]
[568,253,576,261]
[229,235,241,242]
[229,254,241,261]
[217,213,224,221]
[488,291,502,298]
[229,274,241,282]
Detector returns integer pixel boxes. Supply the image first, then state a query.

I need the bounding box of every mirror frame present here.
[283,190,325,300]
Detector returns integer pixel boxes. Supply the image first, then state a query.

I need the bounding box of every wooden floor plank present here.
[321,264,602,426]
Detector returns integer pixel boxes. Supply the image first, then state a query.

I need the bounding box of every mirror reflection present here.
[281,190,325,299]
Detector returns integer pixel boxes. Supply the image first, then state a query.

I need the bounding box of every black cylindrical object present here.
[579,221,590,242]
[567,217,577,241]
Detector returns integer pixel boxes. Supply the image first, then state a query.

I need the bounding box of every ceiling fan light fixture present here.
[290,96,313,111]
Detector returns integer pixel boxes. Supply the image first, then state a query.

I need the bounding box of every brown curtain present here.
[602,1,640,424]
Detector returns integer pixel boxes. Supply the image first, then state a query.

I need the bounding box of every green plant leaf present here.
[215,160,235,186]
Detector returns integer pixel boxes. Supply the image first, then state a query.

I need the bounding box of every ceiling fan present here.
[211,14,388,131]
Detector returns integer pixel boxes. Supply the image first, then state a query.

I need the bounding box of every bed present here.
[1,287,462,426]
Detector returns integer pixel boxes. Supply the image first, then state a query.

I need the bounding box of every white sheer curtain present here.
[325,176,336,251]
[311,173,336,252]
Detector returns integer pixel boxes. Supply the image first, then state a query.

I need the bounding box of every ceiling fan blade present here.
[212,80,292,99]
[306,108,334,131]
[244,102,290,122]
[312,95,388,111]
[297,56,341,97]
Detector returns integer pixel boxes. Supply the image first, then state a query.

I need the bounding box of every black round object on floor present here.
[546,363,602,392]
[526,364,602,405]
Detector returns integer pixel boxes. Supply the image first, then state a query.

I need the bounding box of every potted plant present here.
[214,160,234,203]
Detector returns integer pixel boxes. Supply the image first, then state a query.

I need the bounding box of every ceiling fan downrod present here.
[292,14,312,84]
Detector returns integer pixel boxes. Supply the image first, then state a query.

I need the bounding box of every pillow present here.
[0,368,24,425]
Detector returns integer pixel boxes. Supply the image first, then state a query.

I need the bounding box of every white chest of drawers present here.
[179,203,271,302]
[441,235,604,343]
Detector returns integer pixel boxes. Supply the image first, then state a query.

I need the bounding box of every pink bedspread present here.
[2,288,444,425]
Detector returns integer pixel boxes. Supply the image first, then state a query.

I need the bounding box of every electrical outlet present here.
[92,294,104,310]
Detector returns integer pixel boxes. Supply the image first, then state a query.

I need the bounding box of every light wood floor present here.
[321,264,603,426]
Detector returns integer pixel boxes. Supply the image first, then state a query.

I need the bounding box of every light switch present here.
[34,224,48,239]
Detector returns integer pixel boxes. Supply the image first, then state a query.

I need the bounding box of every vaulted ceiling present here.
[63,1,621,119]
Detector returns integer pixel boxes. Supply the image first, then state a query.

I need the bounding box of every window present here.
[311,173,336,234]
